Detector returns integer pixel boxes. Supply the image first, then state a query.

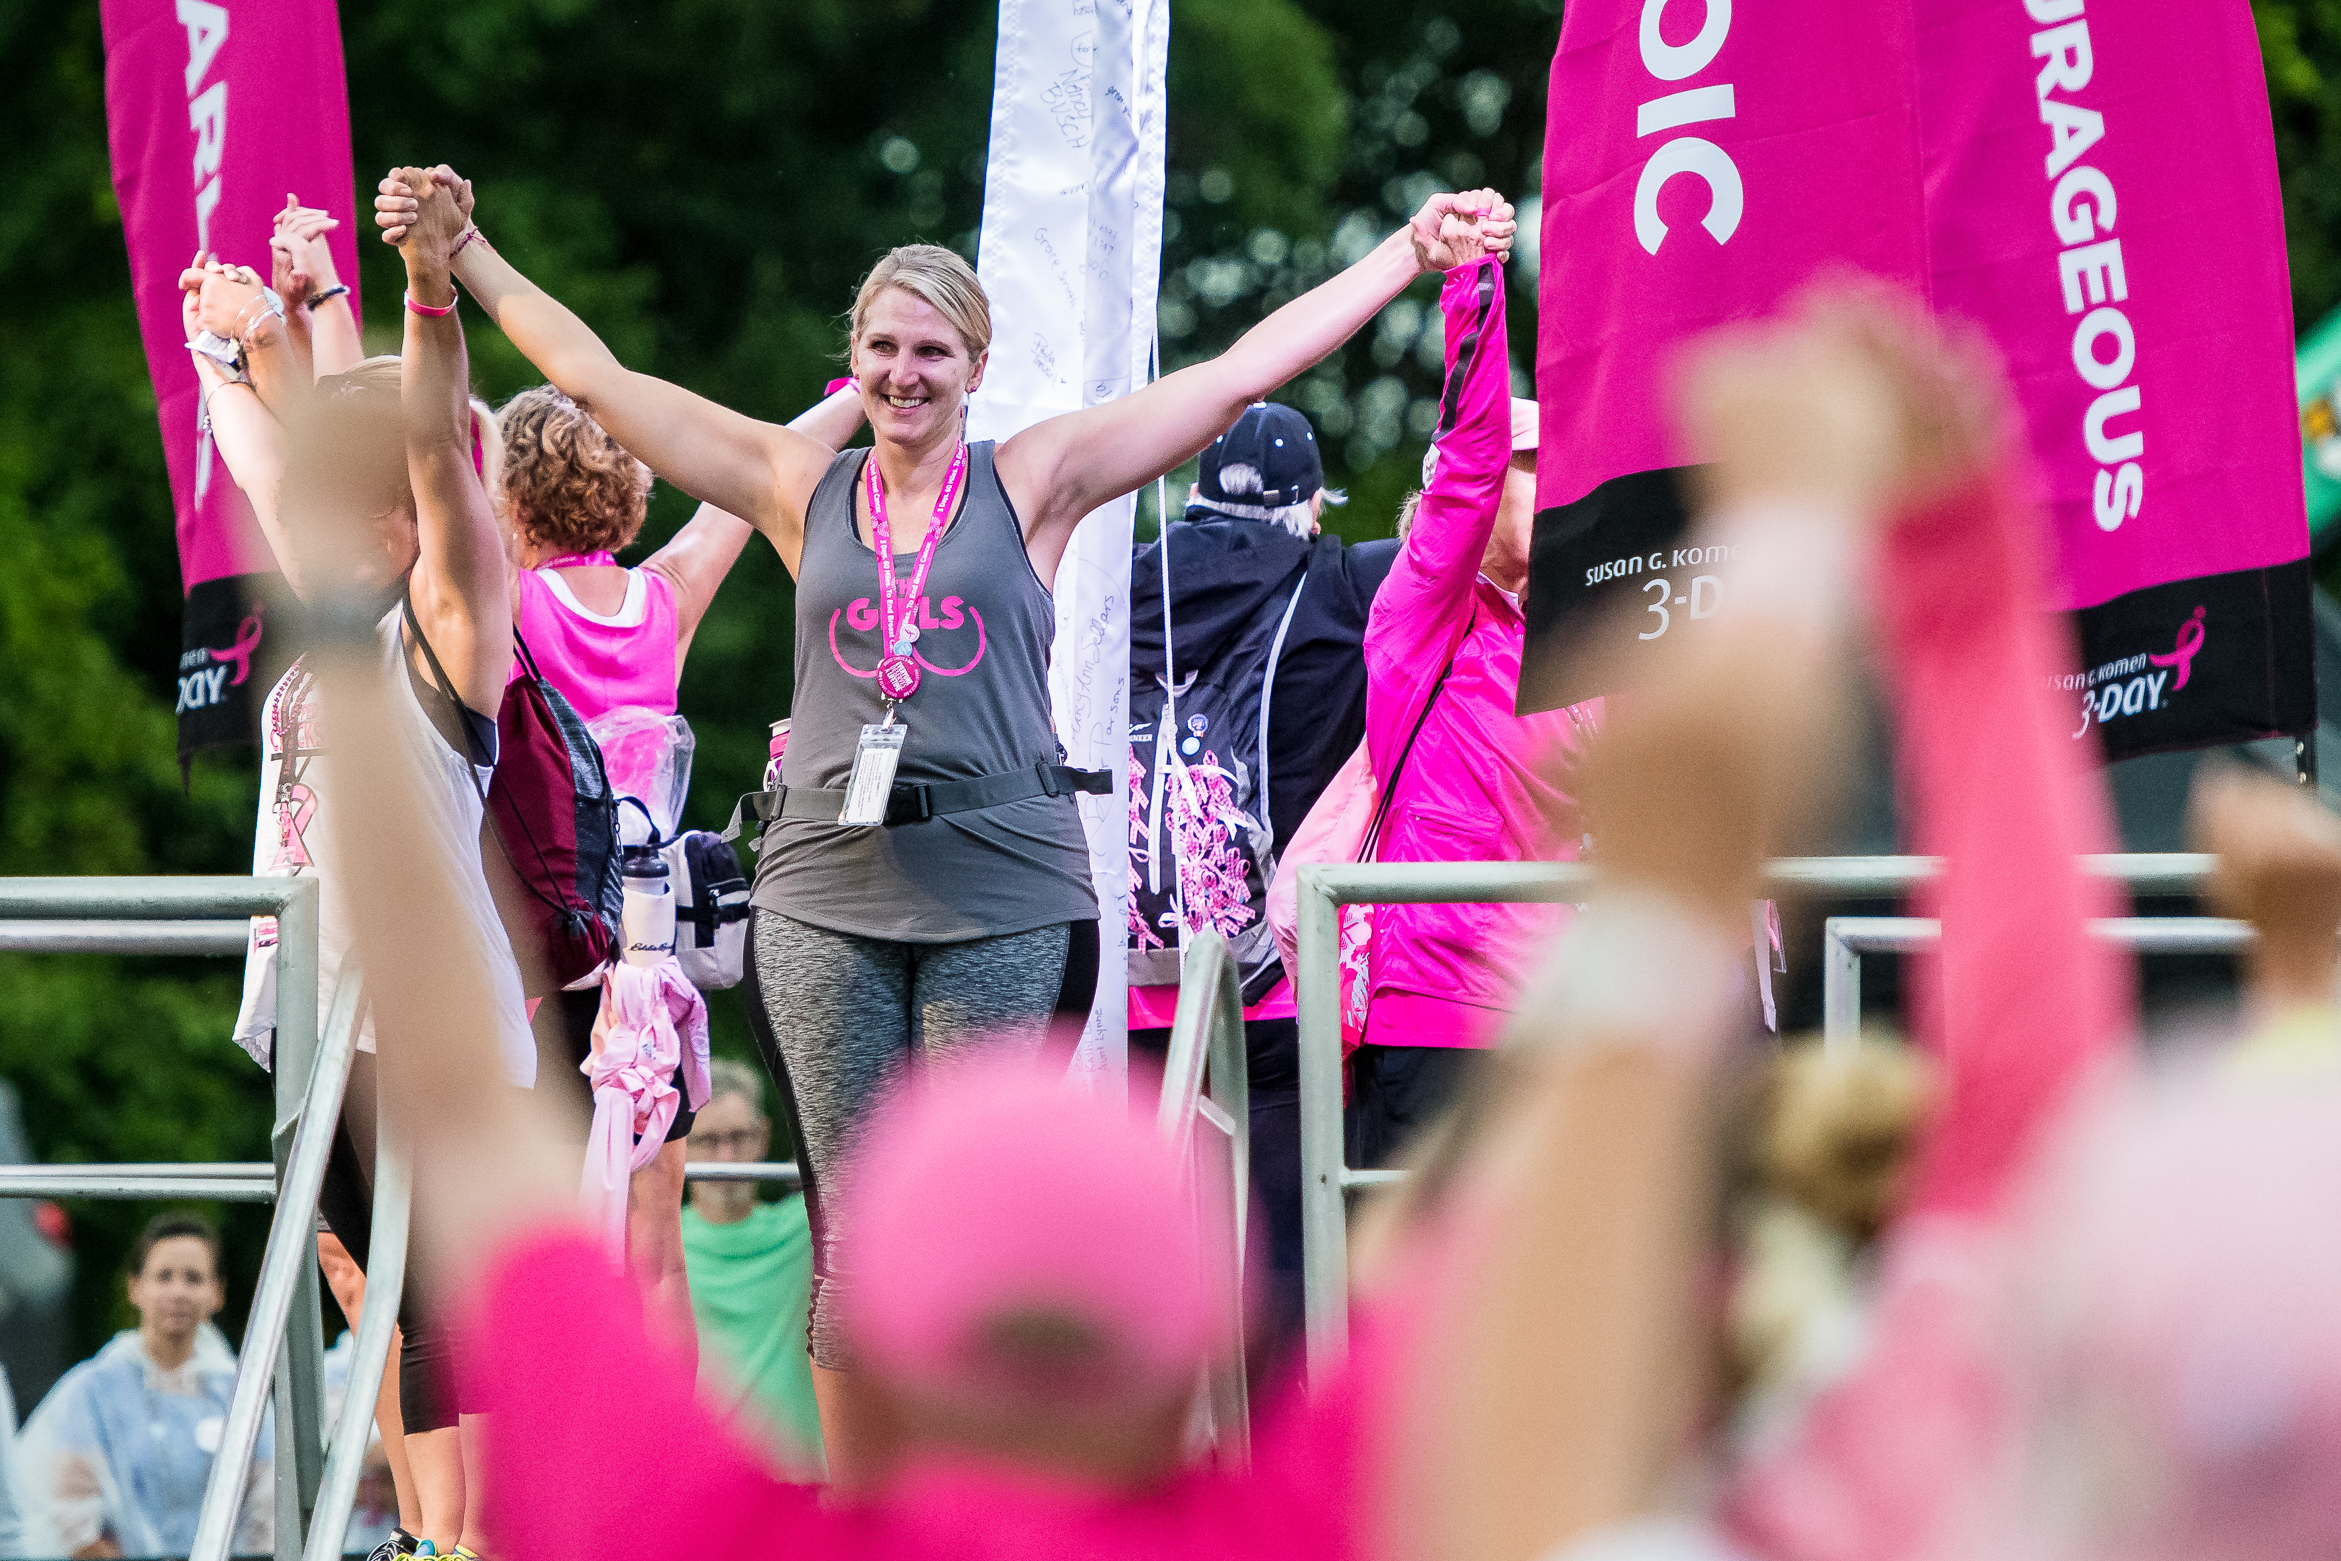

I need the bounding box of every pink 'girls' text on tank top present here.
[511,565,680,721]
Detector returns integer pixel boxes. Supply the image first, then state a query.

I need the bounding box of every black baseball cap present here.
[1196,402,1324,509]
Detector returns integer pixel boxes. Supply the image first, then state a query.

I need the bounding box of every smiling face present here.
[852,287,987,451]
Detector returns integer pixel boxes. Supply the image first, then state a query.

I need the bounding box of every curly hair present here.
[497,385,653,556]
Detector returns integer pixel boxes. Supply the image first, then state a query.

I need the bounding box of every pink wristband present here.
[826,377,858,396]
[404,290,456,318]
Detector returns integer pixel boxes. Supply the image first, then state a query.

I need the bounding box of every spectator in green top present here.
[681,1060,824,1475]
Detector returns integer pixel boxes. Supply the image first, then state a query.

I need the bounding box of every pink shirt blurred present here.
[1721,466,2133,1561]
[510,564,679,720]
[466,1227,1410,1561]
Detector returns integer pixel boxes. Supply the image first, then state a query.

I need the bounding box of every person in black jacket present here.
[1127,401,1396,1349]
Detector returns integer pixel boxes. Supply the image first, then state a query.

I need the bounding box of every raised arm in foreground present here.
[1722,297,2132,1561]
[1407,291,1923,1561]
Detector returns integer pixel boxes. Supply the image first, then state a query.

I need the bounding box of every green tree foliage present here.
[2259,0,2341,326]
[6,0,2337,1371]
[1,0,1562,1368]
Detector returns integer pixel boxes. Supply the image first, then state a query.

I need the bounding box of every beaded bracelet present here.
[404,291,457,318]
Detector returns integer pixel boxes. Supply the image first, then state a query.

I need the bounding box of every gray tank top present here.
[751,441,1097,941]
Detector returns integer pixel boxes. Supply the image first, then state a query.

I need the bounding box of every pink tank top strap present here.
[511,565,680,722]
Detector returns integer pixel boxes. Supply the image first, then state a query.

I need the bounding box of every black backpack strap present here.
[400,591,491,803]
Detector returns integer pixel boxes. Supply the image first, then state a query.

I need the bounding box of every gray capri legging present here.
[743,909,1094,1368]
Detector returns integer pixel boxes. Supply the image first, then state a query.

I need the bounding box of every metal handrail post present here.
[271,885,326,1561]
[191,973,359,1561]
[303,1133,408,1561]
[1157,933,1252,1464]
[0,920,250,954]
[1294,853,2219,1384]
[1823,923,1865,1056]
[1295,867,1346,1380]
[1821,914,2255,1051]
[0,876,335,1559]
[0,1164,277,1200]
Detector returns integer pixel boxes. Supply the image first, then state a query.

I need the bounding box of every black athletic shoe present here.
[365,1529,421,1561]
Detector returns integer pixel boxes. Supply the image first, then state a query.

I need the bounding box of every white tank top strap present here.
[538,566,649,628]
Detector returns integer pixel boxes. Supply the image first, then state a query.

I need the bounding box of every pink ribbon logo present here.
[274,782,318,869]
[2148,606,2207,691]
[210,611,265,687]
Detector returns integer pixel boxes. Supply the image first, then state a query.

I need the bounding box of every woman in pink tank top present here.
[492,383,865,1364]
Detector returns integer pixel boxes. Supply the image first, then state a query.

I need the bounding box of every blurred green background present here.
[6,0,2341,1374]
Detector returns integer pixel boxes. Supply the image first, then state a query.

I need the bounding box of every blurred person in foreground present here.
[1422,289,2341,1561]
[1126,400,1398,1344]
[682,1060,824,1475]
[1348,254,1603,1169]
[17,1214,272,1559]
[288,265,1920,1561]
[182,164,533,1561]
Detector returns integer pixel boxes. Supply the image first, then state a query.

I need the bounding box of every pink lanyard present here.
[865,442,967,704]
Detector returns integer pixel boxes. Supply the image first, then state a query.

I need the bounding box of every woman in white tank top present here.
[181,168,527,1561]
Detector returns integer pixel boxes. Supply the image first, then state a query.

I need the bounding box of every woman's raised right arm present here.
[375,170,835,568]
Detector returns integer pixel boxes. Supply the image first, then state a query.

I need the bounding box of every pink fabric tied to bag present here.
[578,960,711,1258]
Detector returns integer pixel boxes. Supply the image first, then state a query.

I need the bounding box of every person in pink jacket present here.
[1354,255,1600,1164]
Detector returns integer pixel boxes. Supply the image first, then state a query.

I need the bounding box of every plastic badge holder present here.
[840,722,906,826]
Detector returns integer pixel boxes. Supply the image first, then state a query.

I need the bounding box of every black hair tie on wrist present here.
[307,284,351,309]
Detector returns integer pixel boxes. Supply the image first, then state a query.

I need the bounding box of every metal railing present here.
[0,882,330,1561]
[1157,931,1251,1462]
[1292,853,2217,1382]
[0,1161,807,1197]
[0,887,815,1559]
[1822,914,2251,1052]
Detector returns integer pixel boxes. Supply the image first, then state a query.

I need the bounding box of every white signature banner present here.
[968,0,1169,1083]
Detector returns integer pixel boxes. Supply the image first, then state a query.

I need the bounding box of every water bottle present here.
[621,843,675,967]
[763,718,792,793]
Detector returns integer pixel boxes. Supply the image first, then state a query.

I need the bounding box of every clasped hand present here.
[374,165,476,256]
[1410,188,1518,272]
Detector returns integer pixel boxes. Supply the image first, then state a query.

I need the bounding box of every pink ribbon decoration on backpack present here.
[578,960,711,1259]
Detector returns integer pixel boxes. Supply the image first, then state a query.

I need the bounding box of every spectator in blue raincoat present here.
[18,1214,271,1558]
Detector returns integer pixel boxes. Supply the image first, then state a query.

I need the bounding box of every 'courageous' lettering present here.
[2025,0,2143,531]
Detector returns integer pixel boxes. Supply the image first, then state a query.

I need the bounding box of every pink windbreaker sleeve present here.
[1362,260,1511,774]
[1882,468,2130,1219]
[465,1227,835,1561]
[1723,463,2133,1561]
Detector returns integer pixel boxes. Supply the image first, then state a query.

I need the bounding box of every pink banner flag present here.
[1524,0,2310,761]
[102,0,361,756]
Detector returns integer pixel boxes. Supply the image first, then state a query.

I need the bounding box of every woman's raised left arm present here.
[994,190,1516,587]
